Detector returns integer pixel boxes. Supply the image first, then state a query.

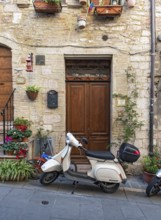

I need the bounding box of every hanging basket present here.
[33,0,62,13]
[26,91,38,101]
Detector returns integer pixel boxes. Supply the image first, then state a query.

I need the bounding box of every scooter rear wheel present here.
[100,182,120,193]
[40,171,59,185]
[146,177,161,197]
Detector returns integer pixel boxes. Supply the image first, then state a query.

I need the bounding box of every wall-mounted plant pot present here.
[79,0,87,5]
[127,0,136,7]
[94,5,123,17]
[16,0,30,8]
[33,0,62,13]
[77,16,87,29]
[26,91,38,101]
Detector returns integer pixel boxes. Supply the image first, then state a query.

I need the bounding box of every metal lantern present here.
[26,53,33,72]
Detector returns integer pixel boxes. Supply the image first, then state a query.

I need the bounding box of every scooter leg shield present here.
[41,159,62,172]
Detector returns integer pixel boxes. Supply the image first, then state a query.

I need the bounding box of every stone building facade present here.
[0,0,161,163]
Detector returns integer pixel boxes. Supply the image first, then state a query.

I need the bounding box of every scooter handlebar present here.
[66,132,82,148]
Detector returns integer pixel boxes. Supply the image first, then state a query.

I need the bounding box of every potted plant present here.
[7,129,25,142]
[16,143,28,158]
[26,85,40,101]
[22,129,32,142]
[33,0,62,14]
[14,117,32,130]
[0,159,34,181]
[1,142,20,155]
[142,149,161,183]
[93,0,124,17]
[1,142,28,157]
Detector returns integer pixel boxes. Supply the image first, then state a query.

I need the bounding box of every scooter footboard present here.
[93,163,127,183]
[41,159,62,172]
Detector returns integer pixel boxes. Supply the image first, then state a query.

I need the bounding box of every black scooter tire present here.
[40,171,59,185]
[146,176,161,197]
[100,182,120,193]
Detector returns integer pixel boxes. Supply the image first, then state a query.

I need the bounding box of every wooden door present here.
[0,46,13,120]
[66,59,111,161]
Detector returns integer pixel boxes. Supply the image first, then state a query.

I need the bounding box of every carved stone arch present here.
[0,35,21,51]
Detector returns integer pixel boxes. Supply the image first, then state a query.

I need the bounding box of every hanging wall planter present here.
[79,0,87,5]
[26,85,40,101]
[16,0,30,8]
[33,0,62,13]
[126,0,136,7]
[26,91,39,101]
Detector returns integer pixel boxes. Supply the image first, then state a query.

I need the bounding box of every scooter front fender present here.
[41,159,62,173]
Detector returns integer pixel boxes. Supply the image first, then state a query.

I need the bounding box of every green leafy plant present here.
[7,129,24,141]
[26,85,40,93]
[44,0,61,4]
[14,117,31,127]
[0,160,34,181]
[1,142,28,157]
[23,129,32,138]
[113,67,144,143]
[113,93,144,143]
[1,142,20,154]
[35,128,54,138]
[142,148,161,174]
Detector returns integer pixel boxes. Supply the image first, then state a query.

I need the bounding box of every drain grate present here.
[41,200,49,205]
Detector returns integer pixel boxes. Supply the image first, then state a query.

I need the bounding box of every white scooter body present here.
[41,133,127,186]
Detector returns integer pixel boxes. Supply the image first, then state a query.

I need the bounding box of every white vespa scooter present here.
[40,132,140,193]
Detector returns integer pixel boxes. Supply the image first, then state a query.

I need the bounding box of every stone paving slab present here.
[0,176,160,220]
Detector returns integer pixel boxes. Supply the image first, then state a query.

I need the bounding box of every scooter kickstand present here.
[71,181,79,194]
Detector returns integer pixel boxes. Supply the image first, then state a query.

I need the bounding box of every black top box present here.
[119,143,140,163]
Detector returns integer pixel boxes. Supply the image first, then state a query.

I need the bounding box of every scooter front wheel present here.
[40,171,59,185]
[146,177,161,197]
[100,182,120,193]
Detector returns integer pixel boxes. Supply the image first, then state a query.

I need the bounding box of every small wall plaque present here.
[36,55,45,65]
[16,76,26,84]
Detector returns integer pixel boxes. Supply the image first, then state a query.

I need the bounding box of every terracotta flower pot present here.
[22,137,29,142]
[33,0,62,13]
[26,91,38,101]
[5,150,14,156]
[143,171,155,183]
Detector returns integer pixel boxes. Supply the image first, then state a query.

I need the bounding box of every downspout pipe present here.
[149,0,156,155]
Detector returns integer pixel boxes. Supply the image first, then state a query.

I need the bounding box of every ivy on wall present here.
[113,67,144,144]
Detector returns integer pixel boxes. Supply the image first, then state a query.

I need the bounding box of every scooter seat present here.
[85,150,115,160]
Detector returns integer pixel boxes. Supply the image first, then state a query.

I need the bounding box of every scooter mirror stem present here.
[79,145,87,152]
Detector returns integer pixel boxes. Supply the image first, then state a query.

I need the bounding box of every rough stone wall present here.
[0,0,161,158]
